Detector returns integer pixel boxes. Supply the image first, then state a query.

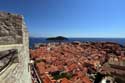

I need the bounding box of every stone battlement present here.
[0,12,23,45]
[0,12,31,83]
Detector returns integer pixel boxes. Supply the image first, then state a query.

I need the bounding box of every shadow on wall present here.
[0,49,18,72]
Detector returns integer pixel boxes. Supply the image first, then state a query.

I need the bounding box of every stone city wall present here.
[0,12,23,45]
[0,12,31,83]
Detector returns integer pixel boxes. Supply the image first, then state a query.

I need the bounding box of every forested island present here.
[46,36,68,41]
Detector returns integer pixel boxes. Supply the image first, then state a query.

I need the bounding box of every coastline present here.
[29,37,125,48]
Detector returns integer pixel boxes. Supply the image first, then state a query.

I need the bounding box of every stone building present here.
[0,12,31,83]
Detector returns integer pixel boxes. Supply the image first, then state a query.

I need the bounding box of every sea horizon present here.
[29,37,125,48]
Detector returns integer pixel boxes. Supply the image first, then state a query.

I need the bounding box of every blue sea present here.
[29,37,125,48]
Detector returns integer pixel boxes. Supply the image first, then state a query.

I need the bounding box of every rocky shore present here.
[30,41,125,83]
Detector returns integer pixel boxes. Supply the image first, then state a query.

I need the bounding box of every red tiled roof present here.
[61,78,71,83]
[36,62,46,75]
[82,76,92,83]
[43,74,53,83]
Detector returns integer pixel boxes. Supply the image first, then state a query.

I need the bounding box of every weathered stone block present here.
[0,12,23,45]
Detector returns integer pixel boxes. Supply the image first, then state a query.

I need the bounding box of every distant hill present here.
[46,36,68,41]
